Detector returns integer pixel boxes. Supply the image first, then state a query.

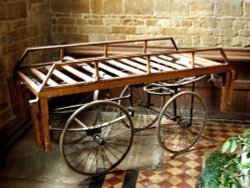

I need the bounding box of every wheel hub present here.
[177,116,191,127]
[93,134,105,145]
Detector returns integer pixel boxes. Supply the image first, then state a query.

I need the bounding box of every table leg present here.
[29,98,43,148]
[40,97,51,151]
[220,71,235,112]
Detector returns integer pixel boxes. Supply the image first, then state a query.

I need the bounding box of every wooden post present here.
[29,98,43,148]
[143,41,148,54]
[59,48,64,61]
[146,56,151,74]
[39,97,51,151]
[220,71,235,112]
[104,44,108,57]
[191,51,195,68]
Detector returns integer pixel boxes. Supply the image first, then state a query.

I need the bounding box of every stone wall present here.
[50,0,250,47]
[0,0,50,129]
[0,0,249,129]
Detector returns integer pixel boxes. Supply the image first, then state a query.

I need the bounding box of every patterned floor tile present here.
[97,123,249,187]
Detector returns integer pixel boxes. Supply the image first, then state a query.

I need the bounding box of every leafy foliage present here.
[196,128,250,188]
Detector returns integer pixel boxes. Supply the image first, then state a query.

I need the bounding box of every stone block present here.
[161,27,189,36]
[76,19,88,26]
[191,36,201,46]
[51,0,90,13]
[136,26,159,35]
[124,0,154,14]
[103,0,122,14]
[199,17,215,28]
[155,0,189,17]
[123,19,144,26]
[190,0,213,16]
[0,4,7,20]
[181,20,193,27]
[145,19,157,26]
[2,43,19,55]
[88,19,104,25]
[216,21,233,29]
[217,37,232,46]
[64,26,78,34]
[106,34,127,41]
[112,26,136,34]
[104,19,123,25]
[223,29,238,37]
[7,2,27,20]
[244,0,250,16]
[239,30,250,37]
[57,18,75,25]
[90,0,102,14]
[233,20,247,29]
[88,34,105,42]
[30,0,44,3]
[80,26,110,34]
[232,36,248,46]
[201,36,217,46]
[215,0,243,16]
[53,34,88,43]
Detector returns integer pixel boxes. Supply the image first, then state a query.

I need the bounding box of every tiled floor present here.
[0,122,249,188]
[92,122,249,188]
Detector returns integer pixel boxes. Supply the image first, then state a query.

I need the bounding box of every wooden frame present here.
[10,37,234,151]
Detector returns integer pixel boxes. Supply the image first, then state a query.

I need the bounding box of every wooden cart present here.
[9,37,234,155]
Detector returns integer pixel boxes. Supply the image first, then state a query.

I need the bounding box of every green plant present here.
[196,129,250,188]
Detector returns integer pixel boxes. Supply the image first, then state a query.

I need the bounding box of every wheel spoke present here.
[157,91,206,153]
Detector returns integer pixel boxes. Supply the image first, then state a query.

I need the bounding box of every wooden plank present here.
[62,65,93,81]
[159,55,193,68]
[120,58,157,73]
[80,64,112,79]
[39,64,231,98]
[133,57,173,71]
[234,80,250,90]
[106,60,145,74]
[98,62,129,77]
[151,56,186,69]
[180,54,221,67]
[30,68,58,86]
[17,71,40,94]
[46,67,76,84]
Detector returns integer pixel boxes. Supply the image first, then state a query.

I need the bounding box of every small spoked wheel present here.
[59,100,134,176]
[119,85,164,131]
[157,91,207,154]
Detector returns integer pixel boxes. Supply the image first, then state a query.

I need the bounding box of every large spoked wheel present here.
[59,100,134,176]
[157,91,207,154]
[119,85,164,131]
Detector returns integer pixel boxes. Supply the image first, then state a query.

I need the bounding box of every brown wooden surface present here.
[12,37,239,151]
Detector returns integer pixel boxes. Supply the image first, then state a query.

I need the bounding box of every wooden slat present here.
[159,55,193,68]
[98,62,129,77]
[106,60,145,74]
[17,71,40,93]
[133,57,173,71]
[120,58,157,73]
[151,56,186,69]
[30,68,58,86]
[62,65,93,81]
[46,67,76,84]
[179,54,221,67]
[80,64,112,79]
